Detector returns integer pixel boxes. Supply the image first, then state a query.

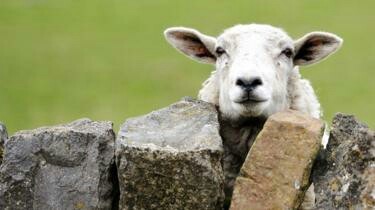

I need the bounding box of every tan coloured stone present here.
[230,110,324,210]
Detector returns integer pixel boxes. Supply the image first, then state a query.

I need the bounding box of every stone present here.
[312,113,375,209]
[230,110,325,210]
[0,122,7,164]
[116,98,224,210]
[0,122,8,165]
[0,119,117,210]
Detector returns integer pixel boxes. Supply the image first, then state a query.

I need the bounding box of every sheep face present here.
[165,24,342,120]
[215,25,294,119]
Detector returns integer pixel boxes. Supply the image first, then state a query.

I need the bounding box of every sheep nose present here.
[236,77,263,91]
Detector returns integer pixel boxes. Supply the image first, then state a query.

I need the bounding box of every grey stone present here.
[0,119,117,210]
[116,98,225,210]
[312,113,375,209]
[0,122,7,164]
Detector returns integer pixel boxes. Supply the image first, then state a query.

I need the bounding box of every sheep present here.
[164,24,343,209]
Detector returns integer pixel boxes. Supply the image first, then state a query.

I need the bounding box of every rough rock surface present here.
[312,113,375,209]
[0,122,7,164]
[116,98,224,210]
[230,110,324,210]
[0,119,116,210]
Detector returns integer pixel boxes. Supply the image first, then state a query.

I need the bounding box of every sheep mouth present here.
[234,98,268,104]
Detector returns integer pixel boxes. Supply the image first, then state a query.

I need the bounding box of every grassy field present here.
[0,0,374,134]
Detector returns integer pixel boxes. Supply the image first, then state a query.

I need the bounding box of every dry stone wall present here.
[0,99,373,210]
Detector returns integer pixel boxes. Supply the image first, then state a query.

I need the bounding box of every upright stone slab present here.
[0,119,116,210]
[312,113,375,209]
[230,110,324,210]
[116,98,224,210]
[0,122,7,164]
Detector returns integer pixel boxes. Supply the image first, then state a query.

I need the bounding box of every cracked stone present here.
[116,98,225,210]
[0,122,7,164]
[0,119,116,210]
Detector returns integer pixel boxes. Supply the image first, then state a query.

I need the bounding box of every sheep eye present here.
[215,47,226,56]
[281,48,293,58]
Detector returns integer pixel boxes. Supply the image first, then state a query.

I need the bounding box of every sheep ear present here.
[164,27,217,64]
[293,32,343,66]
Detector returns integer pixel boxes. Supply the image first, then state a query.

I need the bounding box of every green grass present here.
[0,0,374,134]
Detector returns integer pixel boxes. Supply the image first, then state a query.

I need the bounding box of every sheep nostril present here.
[251,78,263,87]
[235,79,245,87]
[236,77,263,91]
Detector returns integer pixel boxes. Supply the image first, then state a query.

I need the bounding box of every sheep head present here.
[164,24,342,120]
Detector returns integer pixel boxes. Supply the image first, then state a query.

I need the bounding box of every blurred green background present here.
[0,0,374,134]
